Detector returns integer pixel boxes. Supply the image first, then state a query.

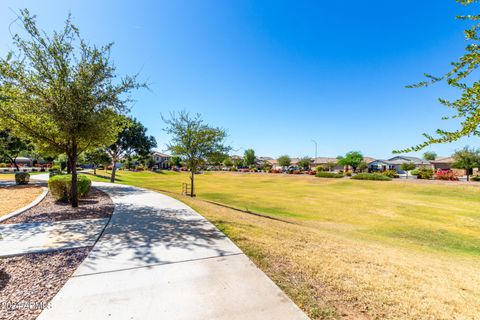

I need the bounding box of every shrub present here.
[49,165,61,172]
[316,165,325,172]
[315,172,344,178]
[293,170,301,174]
[472,175,480,182]
[345,171,352,176]
[434,170,458,181]
[0,163,6,168]
[48,174,91,201]
[382,170,399,178]
[412,168,433,179]
[351,173,391,181]
[15,172,30,185]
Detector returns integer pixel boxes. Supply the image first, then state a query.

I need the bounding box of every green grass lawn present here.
[89,170,480,257]
[88,170,480,319]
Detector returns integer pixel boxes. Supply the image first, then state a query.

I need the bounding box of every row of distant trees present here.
[209,148,480,179]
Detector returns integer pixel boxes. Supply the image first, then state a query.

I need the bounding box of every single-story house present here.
[152,152,171,169]
[368,156,431,173]
[430,156,478,176]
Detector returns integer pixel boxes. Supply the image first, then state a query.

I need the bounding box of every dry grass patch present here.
[0,186,43,217]
[179,196,480,320]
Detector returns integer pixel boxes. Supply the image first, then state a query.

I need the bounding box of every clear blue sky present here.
[0,0,478,159]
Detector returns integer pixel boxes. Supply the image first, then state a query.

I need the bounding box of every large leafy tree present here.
[396,0,480,152]
[243,149,256,167]
[0,10,142,206]
[0,129,32,170]
[106,117,157,183]
[337,151,364,172]
[163,112,230,197]
[452,146,480,181]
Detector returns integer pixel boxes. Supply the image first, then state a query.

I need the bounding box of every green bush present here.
[15,172,30,185]
[411,168,433,179]
[472,175,480,182]
[315,172,344,178]
[316,165,325,172]
[381,170,399,178]
[49,165,61,172]
[48,174,91,201]
[345,171,352,176]
[351,173,391,181]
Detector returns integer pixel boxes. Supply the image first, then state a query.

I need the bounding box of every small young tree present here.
[337,151,364,172]
[325,161,337,172]
[358,161,368,173]
[223,157,233,169]
[84,149,111,175]
[233,158,244,169]
[0,10,142,206]
[106,117,157,182]
[297,157,312,171]
[400,162,417,179]
[243,149,256,167]
[423,152,437,161]
[452,146,480,181]
[207,152,228,170]
[163,112,230,196]
[277,155,291,169]
[0,129,32,170]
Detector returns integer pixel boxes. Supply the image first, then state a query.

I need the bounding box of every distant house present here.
[255,156,274,168]
[311,157,342,171]
[368,156,430,173]
[430,156,477,176]
[152,152,171,169]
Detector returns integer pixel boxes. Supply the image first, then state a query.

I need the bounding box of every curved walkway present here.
[37,181,309,320]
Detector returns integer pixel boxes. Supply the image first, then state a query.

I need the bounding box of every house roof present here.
[152,152,171,157]
[430,156,454,164]
[312,157,338,164]
[388,156,430,165]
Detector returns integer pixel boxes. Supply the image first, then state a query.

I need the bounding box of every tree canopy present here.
[84,148,110,175]
[277,155,291,168]
[243,149,256,167]
[395,0,480,152]
[0,129,32,170]
[337,151,364,172]
[163,111,230,196]
[423,152,437,161]
[106,117,157,182]
[0,10,142,206]
[452,146,480,181]
[297,157,312,170]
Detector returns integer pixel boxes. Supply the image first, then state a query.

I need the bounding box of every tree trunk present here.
[111,160,117,183]
[467,173,470,181]
[190,168,195,197]
[93,165,97,175]
[69,151,79,208]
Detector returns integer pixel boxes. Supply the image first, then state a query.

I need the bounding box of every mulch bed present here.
[0,248,91,320]
[1,187,114,224]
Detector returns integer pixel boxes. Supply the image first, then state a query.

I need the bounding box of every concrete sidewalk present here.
[0,218,108,257]
[38,182,309,320]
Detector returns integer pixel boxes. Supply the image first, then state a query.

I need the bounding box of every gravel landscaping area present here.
[0,186,44,218]
[0,248,91,320]
[1,187,114,224]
